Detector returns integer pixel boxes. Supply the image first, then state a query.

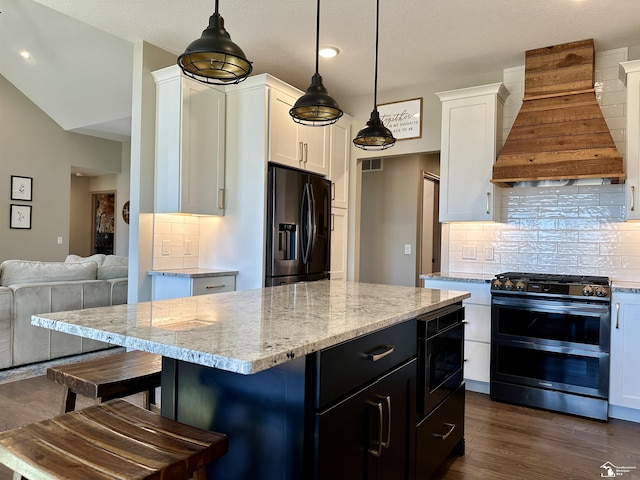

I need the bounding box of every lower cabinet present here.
[416,384,465,478]
[610,292,640,412]
[314,359,416,480]
[151,274,236,300]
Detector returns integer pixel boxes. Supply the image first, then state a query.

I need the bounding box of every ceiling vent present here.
[492,39,624,187]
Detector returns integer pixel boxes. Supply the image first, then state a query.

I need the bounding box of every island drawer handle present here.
[362,344,395,362]
[205,285,226,289]
[433,422,456,441]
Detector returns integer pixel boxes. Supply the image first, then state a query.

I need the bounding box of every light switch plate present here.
[162,240,171,256]
[485,247,494,261]
[404,244,411,255]
[185,240,192,255]
[462,245,477,260]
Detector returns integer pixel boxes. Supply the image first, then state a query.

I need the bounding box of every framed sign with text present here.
[377,97,422,140]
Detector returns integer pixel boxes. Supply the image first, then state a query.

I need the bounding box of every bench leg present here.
[142,387,156,410]
[62,388,77,413]
[192,467,207,480]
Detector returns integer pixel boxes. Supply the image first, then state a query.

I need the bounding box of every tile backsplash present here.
[445,47,640,281]
[152,214,200,270]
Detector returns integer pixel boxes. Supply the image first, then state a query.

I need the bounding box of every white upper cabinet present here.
[152,65,225,216]
[620,60,640,221]
[329,115,352,209]
[268,89,329,176]
[436,83,508,222]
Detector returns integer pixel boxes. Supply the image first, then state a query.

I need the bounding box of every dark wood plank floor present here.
[0,376,638,479]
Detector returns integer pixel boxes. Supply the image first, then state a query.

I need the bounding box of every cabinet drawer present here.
[192,276,235,296]
[416,383,465,479]
[313,319,417,409]
[464,304,491,342]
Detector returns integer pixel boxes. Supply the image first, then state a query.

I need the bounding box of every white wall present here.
[0,73,124,263]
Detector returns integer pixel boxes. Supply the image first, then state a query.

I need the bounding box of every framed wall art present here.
[377,97,423,141]
[11,175,33,201]
[10,204,32,229]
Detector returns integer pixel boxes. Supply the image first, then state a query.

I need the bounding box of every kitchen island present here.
[32,280,470,480]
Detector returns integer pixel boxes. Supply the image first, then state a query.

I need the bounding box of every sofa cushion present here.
[65,254,106,266]
[0,260,97,287]
[102,255,128,267]
[97,265,128,280]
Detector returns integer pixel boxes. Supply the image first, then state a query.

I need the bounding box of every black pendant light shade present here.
[290,0,343,126]
[178,0,252,85]
[353,109,395,150]
[353,0,396,150]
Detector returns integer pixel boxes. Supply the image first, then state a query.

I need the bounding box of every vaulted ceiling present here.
[2,0,640,142]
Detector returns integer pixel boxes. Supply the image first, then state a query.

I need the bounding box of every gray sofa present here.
[0,254,127,369]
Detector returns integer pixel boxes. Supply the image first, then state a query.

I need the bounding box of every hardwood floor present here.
[0,375,638,479]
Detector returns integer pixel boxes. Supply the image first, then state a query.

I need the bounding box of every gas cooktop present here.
[490,272,610,299]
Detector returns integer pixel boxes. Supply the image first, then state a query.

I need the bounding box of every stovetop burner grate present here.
[495,272,610,286]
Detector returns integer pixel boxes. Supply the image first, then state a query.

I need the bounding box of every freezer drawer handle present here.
[433,422,456,441]
[205,285,226,290]
[362,344,395,362]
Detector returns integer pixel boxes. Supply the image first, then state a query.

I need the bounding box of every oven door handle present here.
[362,344,395,362]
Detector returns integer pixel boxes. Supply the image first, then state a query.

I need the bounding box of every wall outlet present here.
[161,240,171,256]
[185,240,192,255]
[404,244,411,255]
[485,247,494,261]
[462,245,477,260]
[56,236,63,245]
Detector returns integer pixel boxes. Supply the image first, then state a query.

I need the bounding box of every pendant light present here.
[289,0,343,126]
[353,0,395,150]
[177,0,253,85]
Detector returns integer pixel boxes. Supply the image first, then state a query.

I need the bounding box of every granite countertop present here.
[32,281,470,375]
[420,272,493,283]
[147,268,239,278]
[611,281,640,294]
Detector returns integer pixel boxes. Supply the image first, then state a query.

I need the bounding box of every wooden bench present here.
[46,350,162,413]
[0,398,228,480]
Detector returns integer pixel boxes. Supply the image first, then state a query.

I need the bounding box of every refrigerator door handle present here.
[309,184,317,256]
[301,183,312,264]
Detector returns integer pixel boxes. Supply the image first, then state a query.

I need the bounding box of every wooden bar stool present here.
[46,350,162,413]
[0,398,228,480]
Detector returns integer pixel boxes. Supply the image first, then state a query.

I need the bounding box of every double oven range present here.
[490,272,611,421]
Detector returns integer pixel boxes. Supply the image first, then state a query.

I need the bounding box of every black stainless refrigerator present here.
[265,164,331,286]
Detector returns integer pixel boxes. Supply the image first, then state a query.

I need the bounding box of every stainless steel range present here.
[490,272,611,421]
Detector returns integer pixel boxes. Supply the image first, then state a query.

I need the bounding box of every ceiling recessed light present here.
[319,47,339,58]
[19,50,32,61]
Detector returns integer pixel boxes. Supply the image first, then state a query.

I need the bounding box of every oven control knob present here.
[515,281,526,292]
[504,280,514,291]
[492,279,503,290]
[582,285,594,296]
[595,286,609,298]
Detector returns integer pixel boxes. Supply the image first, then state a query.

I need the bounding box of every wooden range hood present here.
[492,39,624,187]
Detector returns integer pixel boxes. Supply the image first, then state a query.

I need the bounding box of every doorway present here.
[92,192,116,255]
[418,173,441,278]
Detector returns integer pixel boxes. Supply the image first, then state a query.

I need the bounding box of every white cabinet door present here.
[329,115,351,209]
[330,208,347,280]
[267,87,329,176]
[621,60,640,220]
[464,340,491,383]
[437,83,508,222]
[153,65,225,216]
[610,292,640,410]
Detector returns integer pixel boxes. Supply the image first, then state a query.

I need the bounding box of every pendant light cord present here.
[373,0,380,109]
[315,0,320,75]
[214,0,219,15]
